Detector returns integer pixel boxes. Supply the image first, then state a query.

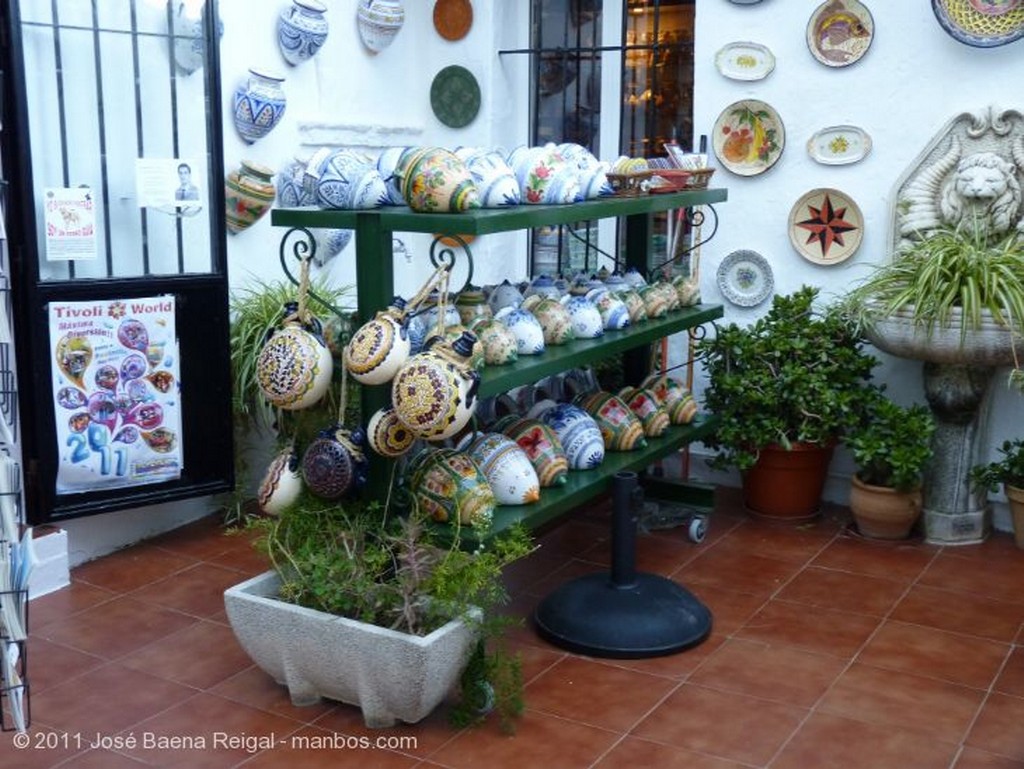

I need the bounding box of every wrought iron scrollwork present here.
[428,234,475,294]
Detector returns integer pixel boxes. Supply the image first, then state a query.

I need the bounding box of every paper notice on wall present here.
[43,187,97,261]
[48,296,183,494]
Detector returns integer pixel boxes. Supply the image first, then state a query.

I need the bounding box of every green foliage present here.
[971,439,1024,492]
[697,286,878,470]
[845,394,935,491]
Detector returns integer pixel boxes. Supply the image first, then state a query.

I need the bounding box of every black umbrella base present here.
[533,571,712,659]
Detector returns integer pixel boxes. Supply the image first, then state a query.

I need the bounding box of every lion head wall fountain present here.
[866,106,1024,544]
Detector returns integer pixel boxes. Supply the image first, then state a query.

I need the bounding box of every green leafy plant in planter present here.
[697,286,878,519]
[971,439,1024,548]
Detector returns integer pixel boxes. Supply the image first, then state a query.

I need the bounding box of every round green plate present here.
[430,65,481,128]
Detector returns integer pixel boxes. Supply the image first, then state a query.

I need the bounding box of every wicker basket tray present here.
[606,170,654,196]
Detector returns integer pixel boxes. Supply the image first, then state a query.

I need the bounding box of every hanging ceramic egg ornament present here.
[256,316,333,410]
[257,445,303,516]
[301,425,369,500]
[345,297,411,385]
[356,0,405,54]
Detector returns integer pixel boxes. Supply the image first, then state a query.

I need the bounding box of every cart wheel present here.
[688,517,707,544]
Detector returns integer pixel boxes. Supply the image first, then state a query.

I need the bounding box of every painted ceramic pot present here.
[534,402,605,470]
[308,148,388,210]
[356,0,405,54]
[278,0,329,65]
[618,386,670,438]
[604,272,628,291]
[225,160,276,234]
[494,307,545,356]
[612,288,646,325]
[257,444,303,516]
[486,279,524,315]
[672,274,702,307]
[640,374,698,425]
[311,227,353,266]
[405,310,430,355]
[366,405,416,457]
[377,145,411,205]
[419,295,462,336]
[391,331,480,441]
[560,294,604,339]
[458,149,521,208]
[454,287,492,327]
[407,447,494,527]
[525,296,575,346]
[443,324,484,370]
[460,432,540,505]
[468,317,518,366]
[524,274,562,301]
[172,1,223,75]
[492,415,569,487]
[256,317,333,410]
[344,297,410,385]
[655,279,681,311]
[639,283,670,319]
[301,425,369,500]
[623,266,648,289]
[276,159,314,207]
[402,147,480,213]
[508,144,581,205]
[232,68,287,144]
[578,167,614,199]
[575,391,647,451]
[590,289,631,331]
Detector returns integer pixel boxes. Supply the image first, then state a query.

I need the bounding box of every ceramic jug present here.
[256,312,333,410]
[460,432,541,505]
[443,324,485,370]
[391,331,481,441]
[402,147,480,213]
[301,424,369,500]
[366,405,415,457]
[257,444,302,516]
[492,415,569,487]
[523,296,575,346]
[575,391,647,451]
[640,374,698,425]
[232,68,286,144]
[277,0,329,65]
[618,385,670,438]
[494,307,545,356]
[533,402,605,470]
[356,0,405,54]
[468,317,518,366]
[344,296,410,385]
[560,294,604,339]
[407,447,495,527]
[225,161,276,234]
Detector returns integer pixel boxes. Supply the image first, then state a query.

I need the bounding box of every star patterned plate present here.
[788,188,863,265]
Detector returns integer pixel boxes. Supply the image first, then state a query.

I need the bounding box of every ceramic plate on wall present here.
[932,0,1024,47]
[788,188,863,265]
[807,125,872,165]
[717,250,774,307]
[712,99,785,176]
[714,42,776,81]
[433,0,473,42]
[806,0,874,67]
[430,65,481,128]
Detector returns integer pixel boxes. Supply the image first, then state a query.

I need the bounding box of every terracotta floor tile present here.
[523,558,607,599]
[687,584,767,635]
[533,516,608,559]
[500,547,568,596]
[583,531,704,577]
[506,638,565,685]
[967,693,1024,761]
[118,619,253,690]
[28,581,117,631]
[920,551,1024,606]
[309,700,459,760]
[129,562,252,618]
[238,725,420,768]
[524,655,677,731]
[148,514,242,561]
[711,517,839,564]
[605,632,725,680]
[631,683,805,765]
[205,543,271,576]
[858,621,1011,689]
[674,545,802,599]
[592,735,750,769]
[72,544,197,593]
[36,595,198,660]
[771,711,960,769]
[735,599,881,659]
[955,746,1024,768]
[29,663,195,735]
[818,662,984,742]
[209,666,337,724]
[689,637,847,708]
[811,535,938,582]
[428,708,620,769]
[775,565,909,617]
[49,751,150,768]
[891,584,1024,643]
[0,726,90,769]
[995,647,1024,697]
[27,637,105,694]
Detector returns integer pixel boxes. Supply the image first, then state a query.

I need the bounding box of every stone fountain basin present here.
[864,307,1023,367]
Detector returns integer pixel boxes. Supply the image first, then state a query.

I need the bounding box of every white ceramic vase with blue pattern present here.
[278,0,329,66]
[494,307,545,356]
[532,402,605,471]
[233,68,287,144]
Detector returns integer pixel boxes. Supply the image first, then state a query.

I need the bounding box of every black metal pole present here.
[610,471,638,588]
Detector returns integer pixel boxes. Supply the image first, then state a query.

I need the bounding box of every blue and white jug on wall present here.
[278,0,329,66]
[233,68,287,144]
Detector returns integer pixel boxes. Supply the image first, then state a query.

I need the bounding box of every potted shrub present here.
[845,393,936,539]
[697,286,878,520]
[225,493,533,731]
[971,439,1024,549]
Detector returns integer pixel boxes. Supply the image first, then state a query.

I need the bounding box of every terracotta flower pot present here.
[742,442,835,521]
[849,475,922,540]
[1005,484,1024,549]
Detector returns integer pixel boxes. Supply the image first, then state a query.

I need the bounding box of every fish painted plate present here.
[711,99,785,177]
[806,0,875,67]
[932,0,1024,47]
[717,250,774,307]
[788,187,863,266]
[806,125,872,165]
[714,41,776,81]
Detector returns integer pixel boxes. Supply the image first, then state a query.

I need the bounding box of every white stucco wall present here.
[62,1,1024,564]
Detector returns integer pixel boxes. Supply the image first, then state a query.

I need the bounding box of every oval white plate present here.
[806,125,872,165]
[714,42,776,81]
[717,250,774,307]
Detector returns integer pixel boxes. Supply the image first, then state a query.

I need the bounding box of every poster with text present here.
[44,187,97,261]
[49,296,183,494]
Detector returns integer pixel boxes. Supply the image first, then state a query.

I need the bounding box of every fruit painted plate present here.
[717,250,774,307]
[806,0,875,67]
[806,125,872,165]
[711,99,785,177]
[788,187,864,265]
[714,41,776,81]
